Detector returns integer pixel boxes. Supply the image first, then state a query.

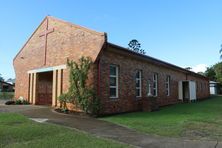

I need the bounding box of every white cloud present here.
[191,64,207,73]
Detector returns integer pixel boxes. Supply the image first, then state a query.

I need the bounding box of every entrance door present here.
[178,81,197,102]
[189,81,196,101]
[36,71,53,105]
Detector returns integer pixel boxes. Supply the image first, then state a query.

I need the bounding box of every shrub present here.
[0,92,14,100]
[5,100,15,105]
[15,99,22,105]
[58,93,71,111]
[15,96,30,105]
[22,100,30,105]
[66,57,101,115]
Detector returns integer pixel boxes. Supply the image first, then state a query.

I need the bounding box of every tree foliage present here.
[58,57,100,115]
[220,44,222,59]
[205,67,216,81]
[0,74,4,82]
[128,39,146,54]
[204,62,222,84]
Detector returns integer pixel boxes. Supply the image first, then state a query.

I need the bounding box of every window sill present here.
[107,98,120,102]
[135,97,142,101]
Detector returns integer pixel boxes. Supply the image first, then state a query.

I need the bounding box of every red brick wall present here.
[13,16,106,100]
[98,47,209,114]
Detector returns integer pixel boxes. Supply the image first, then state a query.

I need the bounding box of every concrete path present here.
[0,104,221,148]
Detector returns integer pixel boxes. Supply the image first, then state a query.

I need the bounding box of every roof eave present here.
[107,42,208,80]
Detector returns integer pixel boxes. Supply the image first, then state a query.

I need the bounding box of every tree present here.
[205,67,216,81]
[0,74,4,82]
[185,67,192,71]
[128,39,146,54]
[58,57,100,115]
[214,62,222,83]
[220,44,222,59]
[197,72,205,76]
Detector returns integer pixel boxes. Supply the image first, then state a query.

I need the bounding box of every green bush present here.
[15,99,22,105]
[66,57,101,115]
[15,98,30,105]
[58,93,72,111]
[0,92,14,100]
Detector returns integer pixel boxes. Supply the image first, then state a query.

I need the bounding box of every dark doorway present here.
[36,71,53,105]
[182,81,189,102]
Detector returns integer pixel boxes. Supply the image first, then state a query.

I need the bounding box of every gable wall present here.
[13,17,105,100]
[98,47,210,114]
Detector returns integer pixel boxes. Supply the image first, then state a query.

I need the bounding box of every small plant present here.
[15,96,30,105]
[58,93,71,112]
[15,99,22,105]
[22,100,30,105]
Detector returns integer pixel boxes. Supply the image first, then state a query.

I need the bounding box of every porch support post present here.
[32,73,37,104]
[52,70,57,107]
[57,69,62,105]
[29,73,33,104]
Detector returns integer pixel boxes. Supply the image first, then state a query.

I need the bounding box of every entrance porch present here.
[27,65,66,106]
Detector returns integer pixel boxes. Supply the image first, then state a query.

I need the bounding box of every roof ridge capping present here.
[47,16,106,36]
[108,42,208,80]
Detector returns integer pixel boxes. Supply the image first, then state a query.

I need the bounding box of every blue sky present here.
[0,0,222,79]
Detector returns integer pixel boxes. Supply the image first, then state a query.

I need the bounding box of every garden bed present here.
[54,108,91,117]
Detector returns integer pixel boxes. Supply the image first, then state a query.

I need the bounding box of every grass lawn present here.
[102,96,222,141]
[0,113,128,148]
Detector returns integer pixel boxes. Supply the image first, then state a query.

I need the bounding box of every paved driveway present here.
[0,104,220,148]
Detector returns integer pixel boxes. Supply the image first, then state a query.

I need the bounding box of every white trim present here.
[136,70,142,97]
[153,73,158,97]
[109,65,118,98]
[166,75,170,96]
[27,65,66,73]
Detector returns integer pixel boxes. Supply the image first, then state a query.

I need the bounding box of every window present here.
[153,73,158,96]
[109,65,118,98]
[136,70,142,97]
[166,75,170,96]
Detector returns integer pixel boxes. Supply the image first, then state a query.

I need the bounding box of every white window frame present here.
[109,65,118,98]
[153,73,158,97]
[136,70,142,97]
[166,75,170,96]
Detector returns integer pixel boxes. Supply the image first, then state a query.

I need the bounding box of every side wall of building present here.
[98,47,209,114]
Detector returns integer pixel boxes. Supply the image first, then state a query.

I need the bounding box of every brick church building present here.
[14,16,209,114]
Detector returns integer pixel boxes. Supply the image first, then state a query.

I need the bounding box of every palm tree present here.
[220,44,222,59]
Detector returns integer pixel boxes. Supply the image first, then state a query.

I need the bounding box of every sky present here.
[0,0,222,80]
